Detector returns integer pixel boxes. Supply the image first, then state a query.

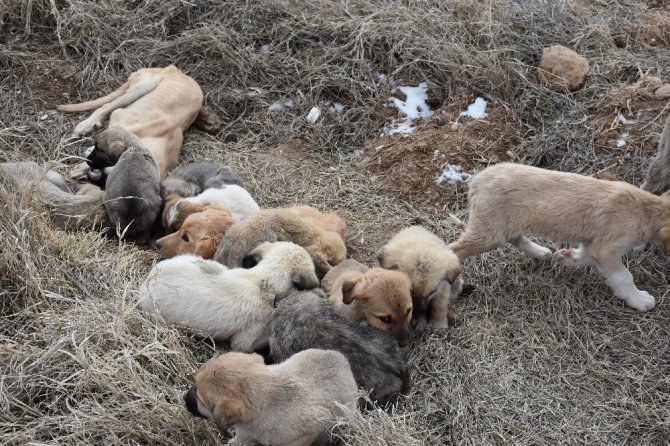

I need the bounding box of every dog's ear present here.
[243,243,270,268]
[377,249,399,270]
[341,274,364,304]
[195,236,219,259]
[444,265,462,284]
[292,269,320,290]
[659,223,670,255]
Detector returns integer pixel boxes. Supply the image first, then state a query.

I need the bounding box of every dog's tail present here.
[449,213,466,231]
[57,80,131,112]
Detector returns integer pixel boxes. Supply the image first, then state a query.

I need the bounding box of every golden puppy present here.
[378,226,462,332]
[448,162,670,312]
[155,206,236,259]
[184,349,357,446]
[287,205,348,239]
[215,209,347,278]
[321,259,413,347]
[58,65,203,181]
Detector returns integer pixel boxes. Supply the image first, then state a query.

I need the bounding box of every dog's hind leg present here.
[71,77,158,137]
[553,244,596,267]
[592,251,655,311]
[510,235,552,259]
[447,231,499,260]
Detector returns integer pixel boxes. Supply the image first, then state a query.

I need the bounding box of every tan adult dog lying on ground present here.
[287,205,348,239]
[184,349,357,446]
[215,209,347,278]
[321,259,413,347]
[642,113,670,195]
[378,226,462,332]
[155,206,236,258]
[58,65,202,181]
[447,162,670,312]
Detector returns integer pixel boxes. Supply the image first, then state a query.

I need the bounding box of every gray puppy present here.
[270,290,410,407]
[103,130,161,242]
[160,161,243,199]
[642,113,670,195]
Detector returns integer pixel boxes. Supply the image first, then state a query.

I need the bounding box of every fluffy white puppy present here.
[138,241,320,351]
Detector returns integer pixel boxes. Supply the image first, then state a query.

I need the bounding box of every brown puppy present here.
[155,206,236,259]
[287,205,348,239]
[378,226,462,332]
[321,259,413,347]
[58,65,203,181]
[184,349,357,446]
[214,209,347,278]
[447,162,670,312]
[642,113,670,195]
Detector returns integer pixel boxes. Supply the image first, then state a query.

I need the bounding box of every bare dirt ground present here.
[2,1,670,445]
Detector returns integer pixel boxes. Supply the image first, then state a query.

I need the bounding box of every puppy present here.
[447,162,670,312]
[102,129,162,242]
[58,65,203,181]
[321,259,413,347]
[378,226,462,332]
[287,205,348,239]
[215,209,347,278]
[161,161,243,198]
[184,349,357,446]
[138,242,320,351]
[642,113,670,195]
[0,161,109,230]
[271,290,410,407]
[164,184,259,232]
[155,206,236,259]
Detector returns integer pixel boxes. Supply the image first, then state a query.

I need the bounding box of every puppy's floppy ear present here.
[242,243,269,268]
[341,274,364,304]
[444,265,462,284]
[195,236,219,259]
[377,249,399,270]
[659,223,670,255]
[292,269,320,291]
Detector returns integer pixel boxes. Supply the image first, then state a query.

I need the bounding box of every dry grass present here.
[2,0,670,444]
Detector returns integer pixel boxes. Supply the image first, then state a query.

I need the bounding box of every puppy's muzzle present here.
[183,385,206,419]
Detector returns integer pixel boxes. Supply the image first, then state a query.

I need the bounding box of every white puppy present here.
[448,163,670,312]
[138,241,320,351]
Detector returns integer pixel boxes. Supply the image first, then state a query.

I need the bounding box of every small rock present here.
[538,45,590,91]
[655,84,670,100]
[39,114,48,120]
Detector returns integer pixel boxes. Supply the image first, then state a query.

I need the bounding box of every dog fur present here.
[378,226,462,332]
[287,205,348,239]
[270,290,410,407]
[641,113,670,195]
[138,242,320,351]
[58,65,203,181]
[155,205,236,258]
[0,161,109,230]
[321,259,413,347]
[164,184,259,232]
[214,209,347,278]
[447,162,670,312]
[101,128,162,242]
[184,349,357,446]
[160,161,243,199]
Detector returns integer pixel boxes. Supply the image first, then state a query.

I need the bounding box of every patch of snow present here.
[260,44,271,54]
[331,102,345,114]
[306,106,321,123]
[617,113,634,125]
[269,98,294,112]
[456,97,487,122]
[387,82,434,135]
[617,131,630,148]
[436,164,472,186]
[376,73,387,84]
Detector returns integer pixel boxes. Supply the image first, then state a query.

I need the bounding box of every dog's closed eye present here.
[378,315,393,324]
[182,233,190,242]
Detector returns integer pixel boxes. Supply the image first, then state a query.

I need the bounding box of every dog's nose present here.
[150,238,163,250]
[398,335,410,348]
[183,385,205,418]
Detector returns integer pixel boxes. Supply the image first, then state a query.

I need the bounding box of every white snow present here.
[268,98,294,112]
[387,82,434,134]
[457,97,488,121]
[260,44,271,54]
[331,102,345,114]
[617,131,629,148]
[617,114,634,125]
[615,114,635,148]
[436,164,472,186]
[306,106,321,123]
[376,72,387,84]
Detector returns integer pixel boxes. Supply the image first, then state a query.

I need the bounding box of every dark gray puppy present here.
[642,113,670,195]
[160,161,243,199]
[103,131,161,242]
[270,290,410,407]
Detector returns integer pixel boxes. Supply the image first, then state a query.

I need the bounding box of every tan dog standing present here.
[287,205,348,239]
[184,349,358,446]
[378,226,462,332]
[58,65,203,181]
[321,259,413,347]
[448,162,670,312]
[155,206,236,258]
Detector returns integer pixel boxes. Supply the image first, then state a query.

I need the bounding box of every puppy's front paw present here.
[69,161,90,180]
[625,290,656,312]
[72,120,99,137]
[532,245,553,259]
[553,248,575,265]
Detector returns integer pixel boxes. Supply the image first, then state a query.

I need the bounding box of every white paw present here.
[625,290,656,312]
[72,120,100,137]
[69,162,90,180]
[553,248,575,265]
[531,245,553,259]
